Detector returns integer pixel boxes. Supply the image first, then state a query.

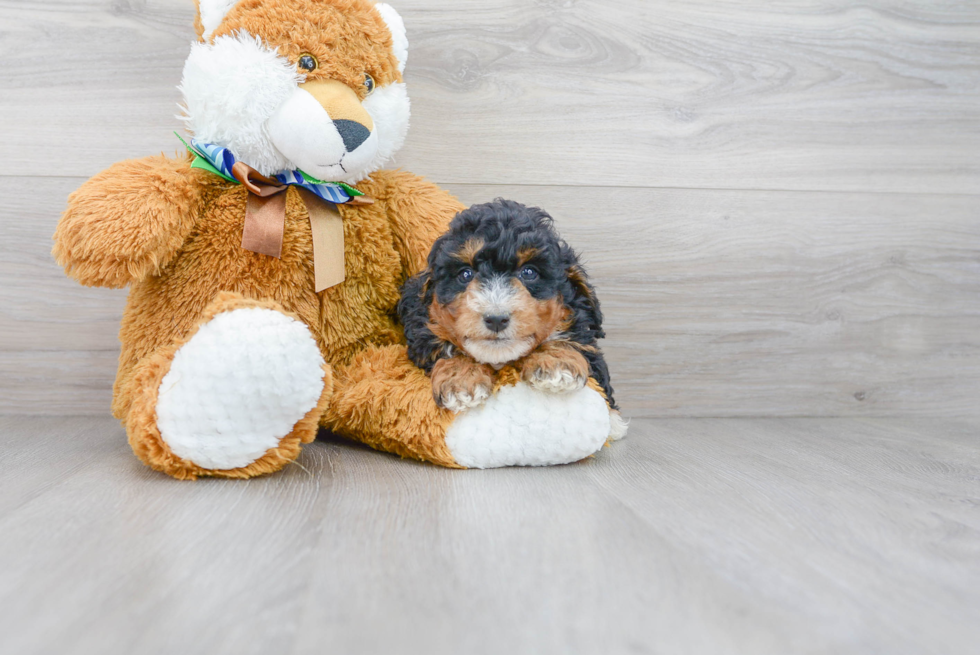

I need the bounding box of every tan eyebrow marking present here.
[454,238,484,265]
[517,247,539,266]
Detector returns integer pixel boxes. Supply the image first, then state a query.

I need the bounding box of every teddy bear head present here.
[180,0,410,184]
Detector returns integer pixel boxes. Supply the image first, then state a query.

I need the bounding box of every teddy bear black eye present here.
[298,54,318,71]
[457,267,474,283]
[519,266,539,281]
[364,73,376,94]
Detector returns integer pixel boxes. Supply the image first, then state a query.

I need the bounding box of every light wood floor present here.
[2,2,978,652]
[1,415,977,655]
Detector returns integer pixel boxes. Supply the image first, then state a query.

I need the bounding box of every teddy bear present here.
[52,0,624,480]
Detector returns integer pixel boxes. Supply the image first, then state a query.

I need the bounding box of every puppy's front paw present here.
[431,357,494,413]
[527,366,586,394]
[439,385,492,413]
[521,343,589,394]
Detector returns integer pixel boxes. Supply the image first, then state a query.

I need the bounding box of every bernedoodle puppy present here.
[398,199,626,436]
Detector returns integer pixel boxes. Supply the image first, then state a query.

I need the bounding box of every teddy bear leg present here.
[122,294,332,480]
[443,380,616,468]
[322,344,462,467]
[324,345,616,469]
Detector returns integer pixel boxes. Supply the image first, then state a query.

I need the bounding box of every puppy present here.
[398,199,626,438]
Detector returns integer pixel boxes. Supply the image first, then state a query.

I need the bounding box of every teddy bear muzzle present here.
[266,79,380,182]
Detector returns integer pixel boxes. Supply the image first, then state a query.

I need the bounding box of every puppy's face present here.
[427,220,569,367]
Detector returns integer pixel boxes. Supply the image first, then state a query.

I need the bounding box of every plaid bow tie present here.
[177,133,366,204]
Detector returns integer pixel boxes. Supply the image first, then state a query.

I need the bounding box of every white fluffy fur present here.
[446,383,611,468]
[156,308,326,470]
[469,276,518,315]
[265,81,408,184]
[358,81,410,180]
[179,30,410,183]
[266,87,378,182]
[179,32,303,176]
[463,337,534,367]
[608,410,630,441]
[374,3,408,73]
[198,0,239,40]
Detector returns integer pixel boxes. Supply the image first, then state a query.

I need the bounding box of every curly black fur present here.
[397,198,618,409]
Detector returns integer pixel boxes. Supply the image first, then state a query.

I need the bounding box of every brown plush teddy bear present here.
[53,0,623,480]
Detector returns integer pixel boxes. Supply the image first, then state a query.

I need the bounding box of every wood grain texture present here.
[0,0,978,191]
[0,177,127,352]
[0,351,118,415]
[0,415,977,655]
[5,176,978,417]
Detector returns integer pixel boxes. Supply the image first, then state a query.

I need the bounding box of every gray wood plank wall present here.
[1,0,978,418]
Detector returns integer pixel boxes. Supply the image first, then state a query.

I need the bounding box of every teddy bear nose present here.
[483,314,511,333]
[333,119,371,152]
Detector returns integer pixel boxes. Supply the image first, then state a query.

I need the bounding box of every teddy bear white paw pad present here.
[446,382,611,468]
[156,307,325,470]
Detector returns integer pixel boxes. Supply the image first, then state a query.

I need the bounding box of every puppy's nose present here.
[333,119,371,152]
[483,314,510,333]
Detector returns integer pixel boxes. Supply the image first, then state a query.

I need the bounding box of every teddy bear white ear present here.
[198,0,240,40]
[374,3,408,73]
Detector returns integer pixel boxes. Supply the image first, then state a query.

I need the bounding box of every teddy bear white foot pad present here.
[155,307,326,470]
[445,382,612,468]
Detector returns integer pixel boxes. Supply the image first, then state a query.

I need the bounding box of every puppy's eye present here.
[298,54,318,72]
[364,73,376,94]
[457,268,474,283]
[519,266,539,281]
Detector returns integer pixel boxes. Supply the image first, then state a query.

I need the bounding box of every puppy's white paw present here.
[432,357,494,413]
[527,365,586,394]
[439,383,491,413]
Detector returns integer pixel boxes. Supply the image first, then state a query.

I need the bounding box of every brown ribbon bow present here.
[231,161,373,293]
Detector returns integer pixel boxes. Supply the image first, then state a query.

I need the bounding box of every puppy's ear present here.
[398,269,446,372]
[561,250,618,409]
[564,262,605,342]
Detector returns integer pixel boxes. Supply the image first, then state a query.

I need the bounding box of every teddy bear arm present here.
[375,170,466,278]
[53,155,206,288]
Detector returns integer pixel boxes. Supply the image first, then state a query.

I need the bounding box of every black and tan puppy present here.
[398,199,624,434]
